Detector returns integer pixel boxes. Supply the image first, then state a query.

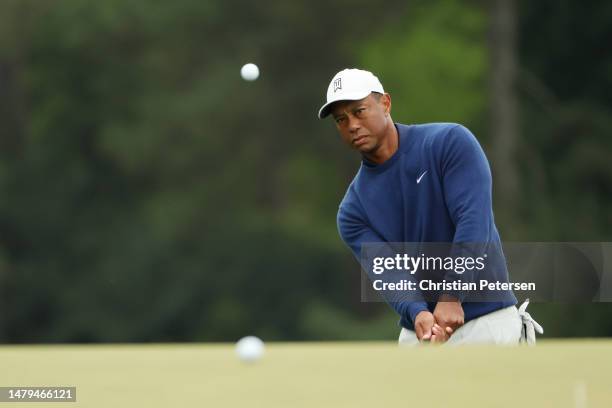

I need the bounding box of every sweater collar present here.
[361,123,414,172]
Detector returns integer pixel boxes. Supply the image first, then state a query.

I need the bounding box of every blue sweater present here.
[337,122,516,330]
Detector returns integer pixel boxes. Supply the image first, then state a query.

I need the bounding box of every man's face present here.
[330,93,391,154]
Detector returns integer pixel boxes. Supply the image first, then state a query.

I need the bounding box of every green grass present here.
[1,341,611,407]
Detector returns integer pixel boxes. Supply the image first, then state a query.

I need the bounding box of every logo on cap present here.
[333,78,342,93]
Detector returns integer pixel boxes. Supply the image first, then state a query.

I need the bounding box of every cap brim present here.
[317,91,372,119]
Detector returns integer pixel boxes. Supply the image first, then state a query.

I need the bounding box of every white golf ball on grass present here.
[240,63,259,81]
[235,335,265,363]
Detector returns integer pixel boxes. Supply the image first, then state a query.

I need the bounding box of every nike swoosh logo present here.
[416,170,428,184]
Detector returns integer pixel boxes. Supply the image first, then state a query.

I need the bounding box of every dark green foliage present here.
[0,0,610,342]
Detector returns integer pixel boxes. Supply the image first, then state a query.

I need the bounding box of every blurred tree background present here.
[0,0,610,343]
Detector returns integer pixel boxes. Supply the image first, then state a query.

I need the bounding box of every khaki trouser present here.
[398,305,522,346]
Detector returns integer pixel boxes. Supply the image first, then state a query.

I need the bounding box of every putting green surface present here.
[1,341,611,407]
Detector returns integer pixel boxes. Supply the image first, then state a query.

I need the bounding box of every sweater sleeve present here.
[439,125,494,300]
[337,190,429,324]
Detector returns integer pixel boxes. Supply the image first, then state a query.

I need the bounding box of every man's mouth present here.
[353,135,368,145]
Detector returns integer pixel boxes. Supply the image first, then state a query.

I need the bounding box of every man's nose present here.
[347,115,360,132]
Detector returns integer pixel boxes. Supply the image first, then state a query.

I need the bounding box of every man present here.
[318,68,542,345]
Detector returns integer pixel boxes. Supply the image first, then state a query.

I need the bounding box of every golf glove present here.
[518,298,544,345]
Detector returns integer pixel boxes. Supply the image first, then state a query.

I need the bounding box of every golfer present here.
[318,68,542,345]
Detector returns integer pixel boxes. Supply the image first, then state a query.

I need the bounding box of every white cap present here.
[318,68,385,119]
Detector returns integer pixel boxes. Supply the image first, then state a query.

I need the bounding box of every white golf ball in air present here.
[235,335,264,362]
[240,63,259,81]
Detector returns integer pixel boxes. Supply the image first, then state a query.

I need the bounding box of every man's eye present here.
[335,117,346,124]
[356,108,365,115]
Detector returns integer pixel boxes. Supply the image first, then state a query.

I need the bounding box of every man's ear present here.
[383,93,392,115]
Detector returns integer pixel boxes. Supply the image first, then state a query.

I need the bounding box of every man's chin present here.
[356,143,376,154]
